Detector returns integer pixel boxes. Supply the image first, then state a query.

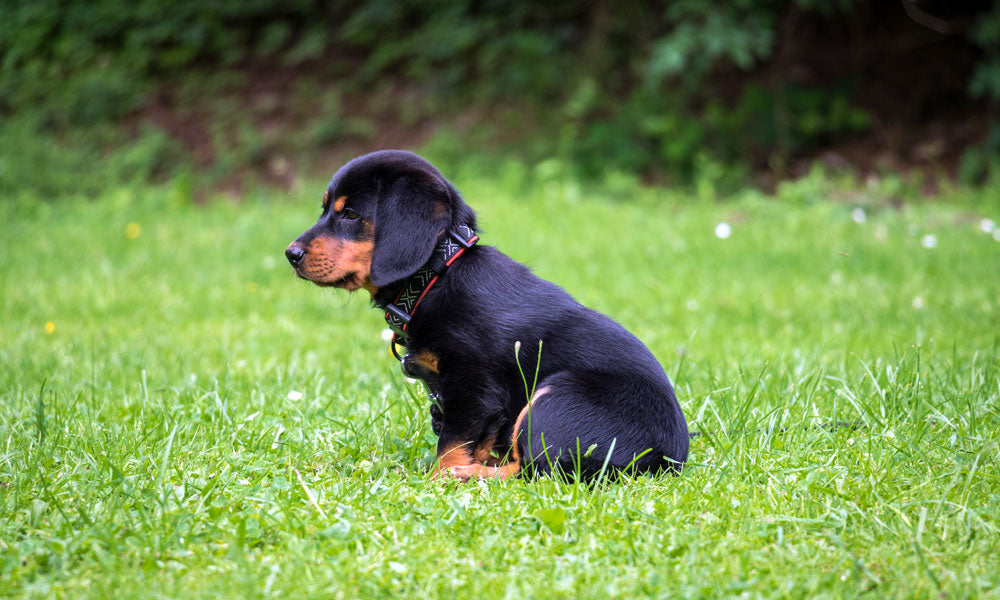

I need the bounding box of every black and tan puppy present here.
[286,150,689,480]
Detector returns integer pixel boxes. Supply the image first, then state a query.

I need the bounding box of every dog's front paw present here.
[443,465,476,481]
[431,464,476,481]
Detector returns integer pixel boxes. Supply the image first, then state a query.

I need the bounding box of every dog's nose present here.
[285,244,305,266]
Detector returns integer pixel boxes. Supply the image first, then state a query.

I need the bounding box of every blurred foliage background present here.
[1,0,999,199]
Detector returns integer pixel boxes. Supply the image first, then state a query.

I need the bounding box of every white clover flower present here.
[714,222,731,239]
[287,390,303,401]
[920,234,938,249]
[851,208,866,223]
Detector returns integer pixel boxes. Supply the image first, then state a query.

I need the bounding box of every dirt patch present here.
[125,9,994,198]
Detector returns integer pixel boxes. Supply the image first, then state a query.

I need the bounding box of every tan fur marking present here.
[473,433,498,464]
[436,386,553,481]
[432,437,520,481]
[510,386,551,463]
[333,195,347,212]
[433,442,475,475]
[299,236,374,291]
[411,350,440,375]
[446,463,520,481]
[322,191,330,209]
[359,221,377,296]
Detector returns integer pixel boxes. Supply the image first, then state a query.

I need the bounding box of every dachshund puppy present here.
[286,150,689,479]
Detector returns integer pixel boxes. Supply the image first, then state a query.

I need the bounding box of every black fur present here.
[290,150,689,479]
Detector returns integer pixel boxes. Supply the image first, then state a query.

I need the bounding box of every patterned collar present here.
[384,224,478,360]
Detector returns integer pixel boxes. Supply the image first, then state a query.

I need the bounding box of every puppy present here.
[286,150,689,479]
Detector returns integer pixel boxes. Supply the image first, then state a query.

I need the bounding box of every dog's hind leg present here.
[512,372,689,479]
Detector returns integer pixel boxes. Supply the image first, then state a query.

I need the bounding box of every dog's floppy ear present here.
[370,173,452,287]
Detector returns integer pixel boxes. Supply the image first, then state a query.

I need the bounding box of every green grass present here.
[2,174,999,598]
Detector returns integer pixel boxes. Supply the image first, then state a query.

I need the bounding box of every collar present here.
[384,224,478,360]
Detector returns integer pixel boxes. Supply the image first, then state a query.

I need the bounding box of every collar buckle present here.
[385,303,412,339]
[449,226,478,249]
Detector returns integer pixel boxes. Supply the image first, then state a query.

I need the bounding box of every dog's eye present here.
[342,208,361,221]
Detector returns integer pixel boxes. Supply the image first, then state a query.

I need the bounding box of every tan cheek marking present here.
[304,236,345,270]
[345,239,374,281]
[333,195,347,212]
[322,191,330,210]
[302,237,374,289]
[360,223,377,294]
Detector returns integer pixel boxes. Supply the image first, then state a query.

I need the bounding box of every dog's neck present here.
[374,224,478,359]
[371,225,477,307]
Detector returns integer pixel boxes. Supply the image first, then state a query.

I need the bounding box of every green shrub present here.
[1,0,996,193]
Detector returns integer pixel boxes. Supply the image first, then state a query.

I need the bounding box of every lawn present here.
[1,172,999,598]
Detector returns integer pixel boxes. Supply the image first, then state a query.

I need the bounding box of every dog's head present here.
[285,150,475,294]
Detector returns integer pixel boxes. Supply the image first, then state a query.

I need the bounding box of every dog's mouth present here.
[294,268,358,290]
[319,274,355,289]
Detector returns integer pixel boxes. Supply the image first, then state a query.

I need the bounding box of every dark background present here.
[2,0,998,198]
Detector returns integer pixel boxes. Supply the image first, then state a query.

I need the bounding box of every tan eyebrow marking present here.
[322,191,330,209]
[333,195,347,212]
